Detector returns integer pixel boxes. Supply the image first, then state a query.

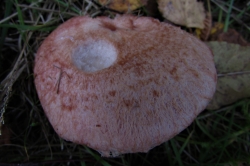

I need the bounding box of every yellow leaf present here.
[98,0,147,12]
[157,0,206,28]
[210,22,224,35]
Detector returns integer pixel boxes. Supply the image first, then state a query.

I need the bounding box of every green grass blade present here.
[15,0,25,25]
[0,0,13,51]
[223,0,234,32]
[195,119,216,141]
[0,24,56,31]
[170,139,184,166]
[84,147,112,166]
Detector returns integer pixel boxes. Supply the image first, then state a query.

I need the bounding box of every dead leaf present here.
[196,12,212,41]
[98,0,147,12]
[216,29,250,46]
[157,0,205,28]
[206,42,250,110]
[210,22,224,37]
[209,24,250,46]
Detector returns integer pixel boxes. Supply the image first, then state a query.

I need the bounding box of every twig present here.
[218,71,250,77]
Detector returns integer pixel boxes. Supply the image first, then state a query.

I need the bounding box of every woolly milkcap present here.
[34,15,217,157]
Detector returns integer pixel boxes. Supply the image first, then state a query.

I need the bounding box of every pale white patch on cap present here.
[72,40,117,73]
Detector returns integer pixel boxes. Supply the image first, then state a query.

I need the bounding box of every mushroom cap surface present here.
[34,15,217,157]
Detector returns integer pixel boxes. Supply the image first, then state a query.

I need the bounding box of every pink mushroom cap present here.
[34,15,217,157]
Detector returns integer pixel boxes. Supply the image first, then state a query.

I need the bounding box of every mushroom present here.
[34,15,217,157]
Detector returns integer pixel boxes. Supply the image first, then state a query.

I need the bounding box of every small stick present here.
[218,71,250,77]
[53,65,69,94]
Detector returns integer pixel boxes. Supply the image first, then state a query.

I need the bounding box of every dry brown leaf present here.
[98,0,147,12]
[215,29,250,46]
[157,0,205,28]
[197,12,212,41]
[209,24,250,46]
